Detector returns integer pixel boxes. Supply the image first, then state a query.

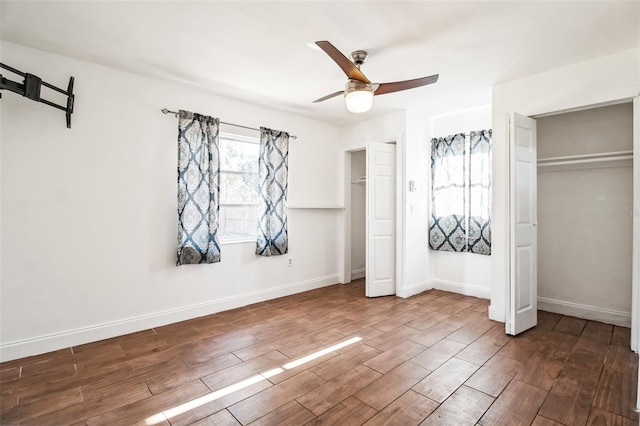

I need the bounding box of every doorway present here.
[350,150,366,282]
[342,142,398,297]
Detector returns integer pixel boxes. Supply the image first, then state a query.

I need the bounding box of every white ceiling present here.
[1,1,638,126]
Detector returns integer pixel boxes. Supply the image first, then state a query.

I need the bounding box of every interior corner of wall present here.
[398,280,433,299]
[488,305,504,323]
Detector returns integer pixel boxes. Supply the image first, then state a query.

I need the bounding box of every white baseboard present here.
[432,279,491,300]
[351,268,365,280]
[537,297,631,327]
[397,280,434,299]
[488,306,503,322]
[0,275,339,362]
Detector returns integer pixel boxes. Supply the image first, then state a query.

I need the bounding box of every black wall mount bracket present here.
[0,63,75,128]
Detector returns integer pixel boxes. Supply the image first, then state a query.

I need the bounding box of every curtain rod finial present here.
[161,108,178,117]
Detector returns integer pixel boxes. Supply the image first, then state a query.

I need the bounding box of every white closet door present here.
[366,143,396,297]
[508,113,538,335]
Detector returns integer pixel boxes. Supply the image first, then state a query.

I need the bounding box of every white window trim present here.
[220,131,259,144]
[220,236,257,245]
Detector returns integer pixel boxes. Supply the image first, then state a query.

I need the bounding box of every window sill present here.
[220,238,256,246]
[288,205,345,209]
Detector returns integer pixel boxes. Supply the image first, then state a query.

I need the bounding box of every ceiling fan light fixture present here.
[344,79,373,113]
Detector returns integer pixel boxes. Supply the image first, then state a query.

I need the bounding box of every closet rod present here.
[161,108,297,139]
[538,150,632,166]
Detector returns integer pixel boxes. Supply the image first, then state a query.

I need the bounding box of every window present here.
[430,129,492,255]
[218,131,260,243]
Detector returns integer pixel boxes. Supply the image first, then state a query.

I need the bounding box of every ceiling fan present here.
[313,40,439,113]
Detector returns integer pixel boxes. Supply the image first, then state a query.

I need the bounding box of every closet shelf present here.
[538,150,633,169]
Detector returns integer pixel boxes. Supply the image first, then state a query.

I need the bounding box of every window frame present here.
[218,131,260,245]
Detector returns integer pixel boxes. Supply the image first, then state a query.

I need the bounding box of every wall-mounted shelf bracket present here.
[0,63,75,128]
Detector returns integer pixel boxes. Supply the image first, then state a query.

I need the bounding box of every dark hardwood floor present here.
[1,280,638,425]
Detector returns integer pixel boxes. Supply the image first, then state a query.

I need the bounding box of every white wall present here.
[339,111,405,292]
[339,110,431,297]
[426,105,492,298]
[404,110,431,295]
[427,104,492,137]
[339,111,407,153]
[338,107,493,299]
[350,150,366,279]
[0,42,343,360]
[537,104,633,326]
[491,48,640,323]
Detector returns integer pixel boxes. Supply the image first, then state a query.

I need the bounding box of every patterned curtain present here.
[256,127,289,256]
[468,130,492,255]
[176,110,221,265]
[430,134,467,252]
[429,130,492,255]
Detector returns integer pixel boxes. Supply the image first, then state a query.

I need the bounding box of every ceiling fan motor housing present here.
[344,79,374,113]
[344,79,373,95]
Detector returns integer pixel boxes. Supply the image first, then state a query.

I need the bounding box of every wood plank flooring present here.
[1,280,637,425]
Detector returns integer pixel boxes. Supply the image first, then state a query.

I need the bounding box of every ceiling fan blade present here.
[315,41,371,84]
[313,90,344,103]
[374,74,439,96]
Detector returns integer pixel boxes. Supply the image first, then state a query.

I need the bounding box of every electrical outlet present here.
[288,258,293,267]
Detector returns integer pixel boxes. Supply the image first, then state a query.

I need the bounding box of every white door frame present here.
[340,133,405,297]
[634,97,640,411]
[507,98,640,352]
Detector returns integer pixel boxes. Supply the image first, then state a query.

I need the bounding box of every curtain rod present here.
[161,108,297,140]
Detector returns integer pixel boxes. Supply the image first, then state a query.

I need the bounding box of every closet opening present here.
[535,102,634,329]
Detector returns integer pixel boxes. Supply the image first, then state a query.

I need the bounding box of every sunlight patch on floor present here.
[145,336,362,425]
